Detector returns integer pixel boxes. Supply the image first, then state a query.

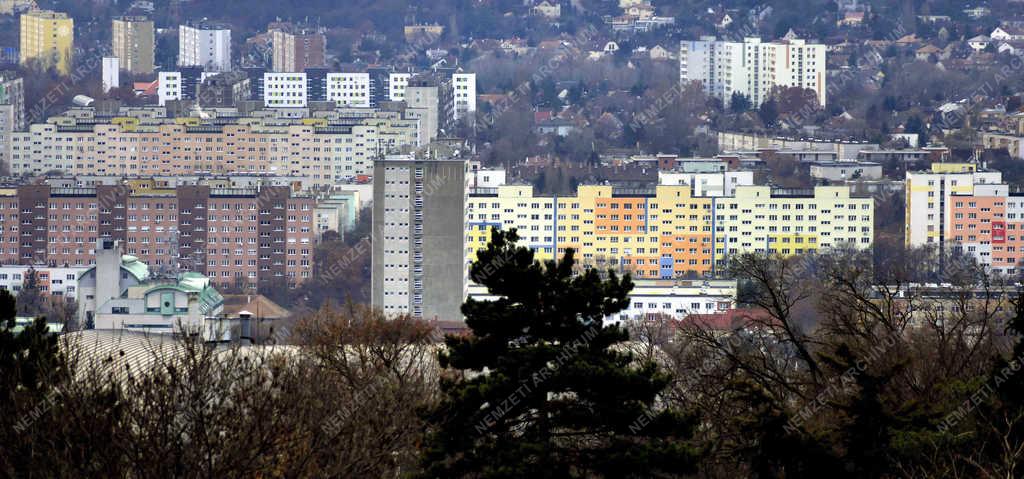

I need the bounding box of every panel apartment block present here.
[8,119,418,187]
[372,157,465,321]
[466,184,873,279]
[0,185,313,291]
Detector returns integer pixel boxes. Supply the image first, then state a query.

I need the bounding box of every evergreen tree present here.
[758,98,780,129]
[730,92,752,113]
[0,288,70,474]
[16,267,46,317]
[420,228,699,478]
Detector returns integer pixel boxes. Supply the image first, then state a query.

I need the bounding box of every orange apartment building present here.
[906,164,1024,275]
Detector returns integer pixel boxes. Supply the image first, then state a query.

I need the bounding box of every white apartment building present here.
[467,167,506,190]
[388,72,472,122]
[615,279,736,321]
[388,73,412,102]
[905,163,1005,252]
[102,57,119,93]
[451,72,477,121]
[263,72,308,108]
[0,266,87,299]
[680,36,826,107]
[658,170,755,197]
[326,72,371,107]
[157,71,181,106]
[178,24,231,72]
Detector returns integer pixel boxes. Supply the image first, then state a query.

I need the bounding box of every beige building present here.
[982,132,1024,159]
[20,10,74,75]
[8,115,418,188]
[403,24,444,43]
[112,16,155,75]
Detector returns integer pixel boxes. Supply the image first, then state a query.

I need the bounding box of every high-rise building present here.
[367,67,391,107]
[405,73,454,141]
[304,67,329,102]
[372,156,466,321]
[0,183,314,291]
[0,72,24,174]
[157,66,203,106]
[179,23,231,72]
[112,16,155,75]
[451,71,477,122]
[19,9,73,75]
[905,163,1022,274]
[243,67,267,99]
[263,72,307,108]
[326,72,370,107]
[679,36,826,107]
[102,57,119,92]
[388,72,412,102]
[465,183,873,278]
[270,24,326,72]
[0,72,24,131]
[388,70,473,123]
[8,113,419,185]
[157,71,181,106]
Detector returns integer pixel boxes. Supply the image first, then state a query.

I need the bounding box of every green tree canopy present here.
[420,228,699,478]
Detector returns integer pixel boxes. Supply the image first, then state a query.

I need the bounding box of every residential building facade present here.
[466,184,873,279]
[0,265,86,299]
[0,73,25,173]
[679,36,827,107]
[905,163,1024,275]
[179,23,231,72]
[112,16,155,75]
[20,10,73,75]
[326,72,371,107]
[270,25,326,72]
[8,115,418,187]
[372,156,466,321]
[263,72,308,108]
[451,72,477,122]
[0,184,314,291]
[468,278,737,322]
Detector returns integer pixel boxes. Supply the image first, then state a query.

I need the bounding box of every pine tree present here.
[16,267,46,317]
[420,228,699,478]
[0,288,69,474]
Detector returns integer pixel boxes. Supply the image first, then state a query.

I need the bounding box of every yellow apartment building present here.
[466,184,873,278]
[20,10,73,75]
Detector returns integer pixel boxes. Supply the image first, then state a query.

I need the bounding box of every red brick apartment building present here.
[0,184,314,291]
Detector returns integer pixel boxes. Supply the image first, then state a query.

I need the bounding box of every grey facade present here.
[0,72,24,174]
[197,71,250,107]
[305,67,328,102]
[405,73,454,142]
[372,156,465,321]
